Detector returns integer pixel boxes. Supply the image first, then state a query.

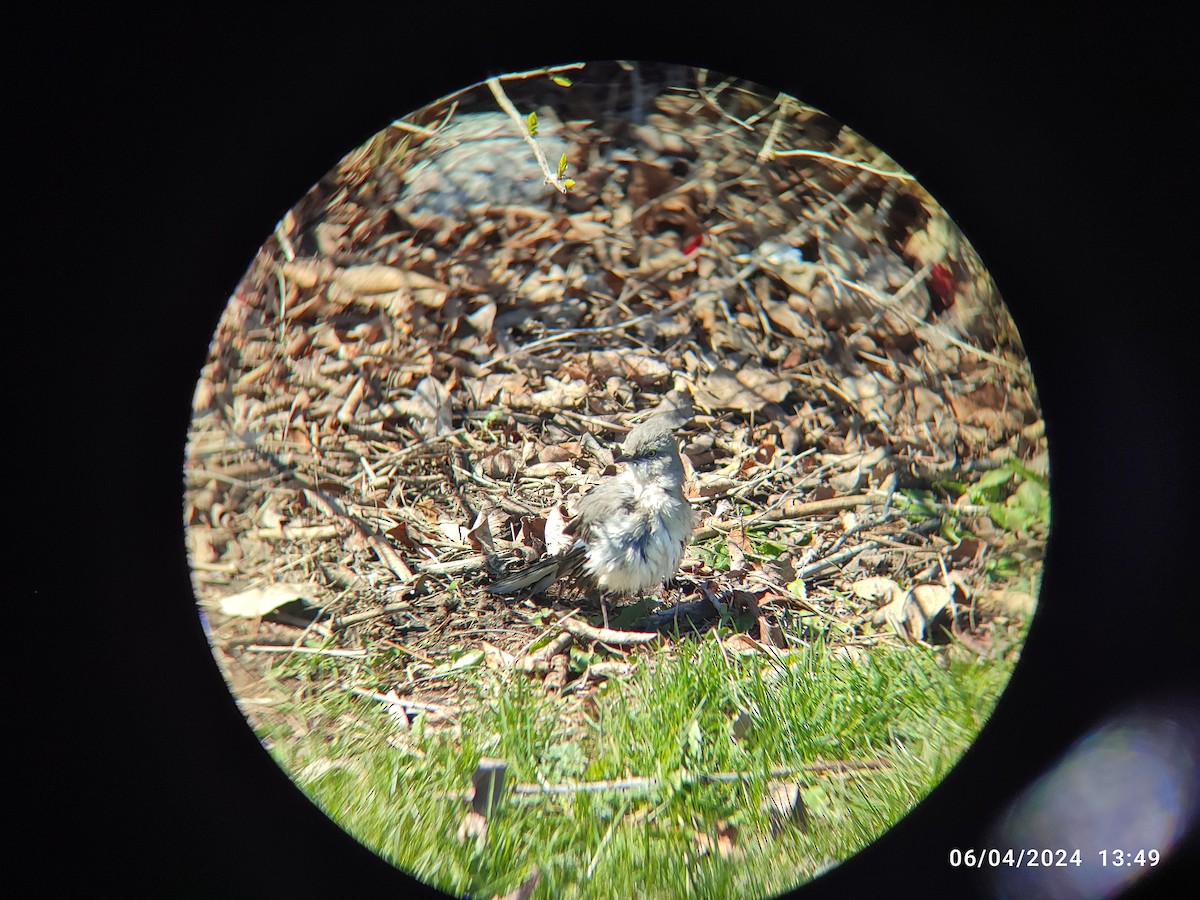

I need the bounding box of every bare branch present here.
[486,76,572,194]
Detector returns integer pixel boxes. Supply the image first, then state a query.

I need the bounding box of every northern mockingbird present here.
[488,416,694,627]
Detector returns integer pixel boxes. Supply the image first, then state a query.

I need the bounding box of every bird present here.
[488,415,695,628]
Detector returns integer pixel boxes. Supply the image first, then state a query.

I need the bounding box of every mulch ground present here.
[184,61,1047,729]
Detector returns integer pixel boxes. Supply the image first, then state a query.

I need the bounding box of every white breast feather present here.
[583,484,690,594]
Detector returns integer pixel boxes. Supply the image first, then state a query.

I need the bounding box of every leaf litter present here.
[185,62,1047,740]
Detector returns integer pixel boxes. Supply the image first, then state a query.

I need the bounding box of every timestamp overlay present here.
[985,701,1199,899]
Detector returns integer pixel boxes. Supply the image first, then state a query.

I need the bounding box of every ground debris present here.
[186,62,1044,718]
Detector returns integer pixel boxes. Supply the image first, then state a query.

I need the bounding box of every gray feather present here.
[488,543,586,595]
[489,413,693,600]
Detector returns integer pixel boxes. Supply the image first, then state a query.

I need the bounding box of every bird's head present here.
[614,417,684,480]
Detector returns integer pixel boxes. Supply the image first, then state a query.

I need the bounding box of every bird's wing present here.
[488,542,586,595]
[569,478,638,543]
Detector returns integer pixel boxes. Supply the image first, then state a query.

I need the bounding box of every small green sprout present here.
[550,74,573,88]
[526,111,538,136]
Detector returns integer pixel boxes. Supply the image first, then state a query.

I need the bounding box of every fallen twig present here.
[302,487,414,582]
[250,524,343,541]
[246,644,367,658]
[416,554,489,576]
[348,685,459,718]
[331,600,414,631]
[511,759,890,796]
[796,541,880,578]
[518,630,575,673]
[770,148,914,181]
[559,615,660,646]
[693,492,886,541]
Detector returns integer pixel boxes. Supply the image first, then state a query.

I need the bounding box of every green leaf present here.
[975,467,1017,492]
[697,540,731,572]
[526,111,538,136]
[1007,457,1048,487]
[550,74,573,87]
[896,489,938,518]
[556,152,568,178]
[935,478,968,497]
[611,599,655,629]
[986,555,1019,580]
[1014,479,1049,513]
[568,645,595,674]
[751,534,787,558]
[940,518,966,542]
[801,784,831,817]
[433,649,484,675]
[733,611,757,632]
[664,768,687,795]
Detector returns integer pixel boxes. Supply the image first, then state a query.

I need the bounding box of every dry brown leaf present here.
[625,159,676,208]
[762,297,810,337]
[852,577,904,604]
[584,350,672,385]
[218,582,320,618]
[694,821,739,859]
[469,372,530,405]
[480,641,516,669]
[385,521,421,549]
[543,505,571,555]
[469,758,508,817]
[467,510,496,554]
[829,464,863,493]
[870,579,965,642]
[523,461,575,479]
[280,257,332,289]
[872,591,927,641]
[399,376,452,437]
[537,443,578,463]
[512,377,589,411]
[729,706,755,739]
[946,537,986,567]
[187,526,222,565]
[948,384,1023,437]
[694,473,739,497]
[480,449,521,480]
[693,364,791,413]
[726,528,751,574]
[465,302,497,335]
[335,375,366,424]
[722,633,760,654]
[439,521,470,544]
[457,810,488,842]
[566,214,609,242]
[911,385,945,422]
[330,263,407,296]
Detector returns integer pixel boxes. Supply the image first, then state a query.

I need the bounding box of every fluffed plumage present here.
[488,416,694,606]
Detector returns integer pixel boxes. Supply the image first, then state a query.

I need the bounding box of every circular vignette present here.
[183,60,1047,898]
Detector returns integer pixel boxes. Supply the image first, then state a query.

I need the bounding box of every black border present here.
[18,6,1196,897]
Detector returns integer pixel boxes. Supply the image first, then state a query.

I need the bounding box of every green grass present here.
[256,629,1020,898]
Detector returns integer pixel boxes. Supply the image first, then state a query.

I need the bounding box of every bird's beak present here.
[613,452,631,464]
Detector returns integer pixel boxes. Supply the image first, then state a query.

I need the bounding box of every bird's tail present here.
[488,543,586,595]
